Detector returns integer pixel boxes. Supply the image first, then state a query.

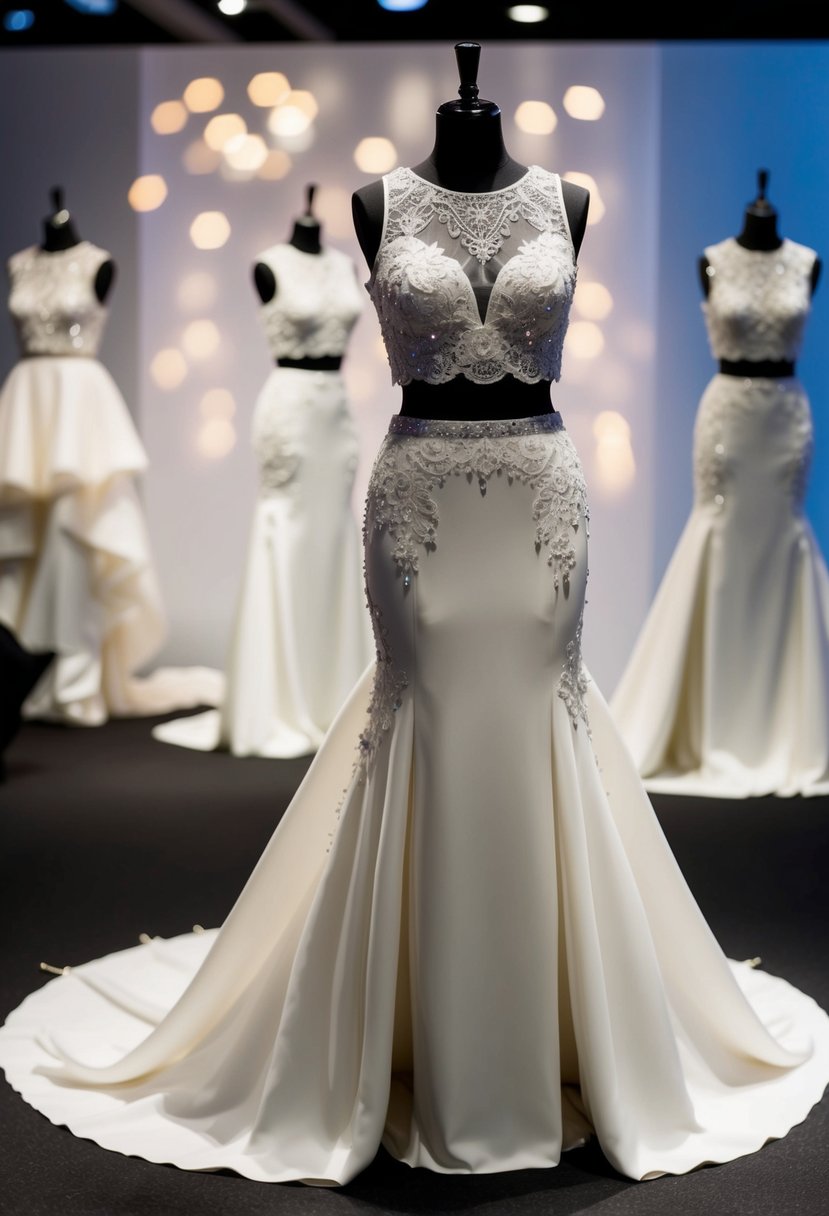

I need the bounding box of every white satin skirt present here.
[1,413,827,1185]
[0,356,220,725]
[612,375,829,797]
[153,368,372,758]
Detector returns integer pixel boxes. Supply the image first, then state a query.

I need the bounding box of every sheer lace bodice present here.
[8,241,111,358]
[258,244,364,361]
[702,237,817,363]
[367,166,577,386]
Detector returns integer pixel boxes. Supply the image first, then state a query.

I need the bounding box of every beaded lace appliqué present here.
[360,417,590,742]
[356,591,409,782]
[368,167,576,387]
[8,241,110,358]
[258,245,363,361]
[702,238,816,363]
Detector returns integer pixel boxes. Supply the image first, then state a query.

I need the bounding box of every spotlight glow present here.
[4,10,35,31]
[218,0,247,15]
[507,5,549,21]
[376,0,429,9]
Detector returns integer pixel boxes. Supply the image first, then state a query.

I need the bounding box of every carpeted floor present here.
[0,712,827,1216]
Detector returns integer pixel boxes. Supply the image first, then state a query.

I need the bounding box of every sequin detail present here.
[356,590,409,783]
[558,610,590,732]
[367,166,576,387]
[8,241,110,358]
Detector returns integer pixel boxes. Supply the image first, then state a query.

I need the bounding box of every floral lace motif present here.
[384,166,555,264]
[558,610,590,732]
[8,241,110,358]
[694,377,813,512]
[362,418,590,735]
[367,167,576,387]
[356,590,409,783]
[702,237,817,363]
[258,244,363,361]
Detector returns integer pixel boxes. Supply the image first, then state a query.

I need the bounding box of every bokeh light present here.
[248,71,290,107]
[224,133,268,172]
[183,77,224,113]
[127,174,168,212]
[204,113,247,152]
[574,281,614,321]
[151,100,188,135]
[190,211,231,250]
[563,86,606,121]
[197,418,237,459]
[199,388,236,420]
[177,272,219,312]
[563,171,606,224]
[257,149,293,180]
[182,319,221,360]
[566,321,605,359]
[354,137,398,173]
[182,139,222,176]
[313,185,354,239]
[514,101,557,135]
[150,349,188,390]
[593,410,636,495]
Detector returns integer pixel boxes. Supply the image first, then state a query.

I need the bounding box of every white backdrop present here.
[137,42,660,692]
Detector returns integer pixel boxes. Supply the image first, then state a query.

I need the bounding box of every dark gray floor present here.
[0,713,827,1216]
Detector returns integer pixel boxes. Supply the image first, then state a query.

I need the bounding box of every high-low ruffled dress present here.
[152,241,372,758]
[612,236,829,797]
[0,240,219,725]
[0,172,827,1185]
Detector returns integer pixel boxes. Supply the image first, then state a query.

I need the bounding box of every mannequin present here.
[41,187,115,305]
[352,42,590,421]
[698,169,821,380]
[253,184,341,372]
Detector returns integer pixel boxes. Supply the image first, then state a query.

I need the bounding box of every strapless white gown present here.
[1,415,827,1186]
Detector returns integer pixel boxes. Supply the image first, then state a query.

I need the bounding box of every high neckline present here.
[404,165,539,196]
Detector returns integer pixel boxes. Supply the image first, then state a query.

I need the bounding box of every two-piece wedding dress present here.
[1,170,828,1185]
[612,236,829,796]
[0,240,219,725]
[153,242,372,758]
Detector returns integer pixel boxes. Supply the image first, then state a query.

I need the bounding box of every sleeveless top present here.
[258,243,364,362]
[702,237,817,363]
[366,164,577,387]
[8,240,111,358]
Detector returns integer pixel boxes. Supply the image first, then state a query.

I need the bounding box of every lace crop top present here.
[702,237,817,363]
[8,240,111,358]
[366,165,577,386]
[258,243,364,361]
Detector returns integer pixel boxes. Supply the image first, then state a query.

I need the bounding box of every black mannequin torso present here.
[40,187,115,305]
[254,183,342,372]
[352,42,589,422]
[699,170,821,380]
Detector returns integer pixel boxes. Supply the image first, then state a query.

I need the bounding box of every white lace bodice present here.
[258,243,364,361]
[7,241,111,358]
[366,166,577,386]
[702,237,817,362]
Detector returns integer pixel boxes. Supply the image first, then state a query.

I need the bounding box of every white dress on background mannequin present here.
[1,171,828,1185]
[153,242,372,758]
[0,241,219,725]
[612,236,829,797]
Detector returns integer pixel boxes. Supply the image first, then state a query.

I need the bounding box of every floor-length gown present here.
[611,236,829,797]
[0,169,827,1185]
[153,242,372,758]
[0,240,221,725]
